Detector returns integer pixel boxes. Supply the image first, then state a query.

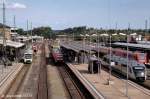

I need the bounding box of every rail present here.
[67,63,105,99]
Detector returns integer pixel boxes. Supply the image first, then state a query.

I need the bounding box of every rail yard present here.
[0,0,150,99]
[0,38,150,99]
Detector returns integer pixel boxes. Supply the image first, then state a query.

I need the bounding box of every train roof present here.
[113,42,150,49]
[105,55,145,67]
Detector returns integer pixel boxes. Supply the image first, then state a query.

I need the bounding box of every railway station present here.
[1,0,150,99]
[0,37,150,99]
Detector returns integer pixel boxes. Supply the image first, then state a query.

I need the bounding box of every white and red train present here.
[97,46,147,82]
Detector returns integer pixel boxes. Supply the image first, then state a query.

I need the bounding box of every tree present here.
[32,27,52,38]
[17,28,26,35]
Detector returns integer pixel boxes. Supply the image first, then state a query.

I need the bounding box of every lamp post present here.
[90,34,97,74]
[101,33,117,85]
[126,34,129,97]
[85,34,89,63]
[117,32,129,96]
[126,24,130,97]
[108,34,112,84]
[80,34,84,63]
[110,33,118,78]
[96,31,100,74]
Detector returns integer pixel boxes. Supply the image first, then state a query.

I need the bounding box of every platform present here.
[0,63,24,97]
[67,63,150,99]
[47,65,69,99]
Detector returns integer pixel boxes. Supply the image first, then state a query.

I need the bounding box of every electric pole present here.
[31,22,33,43]
[2,0,6,58]
[13,15,16,28]
[145,20,148,38]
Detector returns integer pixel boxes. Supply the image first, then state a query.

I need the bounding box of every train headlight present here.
[141,72,145,76]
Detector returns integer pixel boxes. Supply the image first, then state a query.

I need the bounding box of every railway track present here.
[57,64,94,99]
[3,43,47,99]
[58,66,85,99]
[37,43,48,99]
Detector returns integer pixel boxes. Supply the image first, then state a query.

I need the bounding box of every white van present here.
[24,50,33,64]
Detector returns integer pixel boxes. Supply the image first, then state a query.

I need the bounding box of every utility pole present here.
[13,15,17,41]
[30,22,33,44]
[2,0,7,65]
[115,22,118,31]
[145,20,148,38]
[27,20,29,48]
[13,15,16,28]
[1,0,6,73]
[2,1,6,50]
[27,20,29,36]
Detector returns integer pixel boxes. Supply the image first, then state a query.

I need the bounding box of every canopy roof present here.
[0,39,25,48]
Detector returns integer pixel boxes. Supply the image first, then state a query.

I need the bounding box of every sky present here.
[0,0,150,30]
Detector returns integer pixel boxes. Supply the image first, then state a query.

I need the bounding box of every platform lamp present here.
[97,31,101,75]
[125,23,131,97]
[109,33,117,85]
[80,34,84,63]
[90,34,97,74]
[85,34,90,63]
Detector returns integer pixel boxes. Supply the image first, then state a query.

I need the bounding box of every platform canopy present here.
[0,39,25,48]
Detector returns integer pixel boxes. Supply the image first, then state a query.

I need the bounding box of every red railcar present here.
[99,47,147,64]
[52,48,64,63]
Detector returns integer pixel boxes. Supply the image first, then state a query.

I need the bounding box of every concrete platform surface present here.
[72,63,150,99]
[47,65,69,99]
[0,63,24,97]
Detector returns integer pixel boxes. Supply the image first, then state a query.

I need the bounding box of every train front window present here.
[133,66,145,77]
[133,66,144,70]
[25,54,32,59]
[133,66,144,73]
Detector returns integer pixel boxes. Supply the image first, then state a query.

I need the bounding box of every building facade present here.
[0,23,11,40]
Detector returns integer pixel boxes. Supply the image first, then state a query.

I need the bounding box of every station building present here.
[0,23,11,40]
[0,23,26,62]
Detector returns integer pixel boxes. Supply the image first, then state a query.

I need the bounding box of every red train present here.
[51,47,64,63]
[32,43,38,54]
[98,47,147,64]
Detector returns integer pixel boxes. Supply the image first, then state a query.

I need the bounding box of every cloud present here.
[8,3,27,9]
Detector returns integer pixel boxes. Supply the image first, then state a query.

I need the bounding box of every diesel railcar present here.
[103,54,147,82]
[51,47,64,63]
